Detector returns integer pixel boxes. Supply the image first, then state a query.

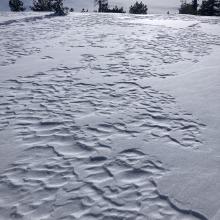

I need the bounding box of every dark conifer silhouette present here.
[95,0,108,12]
[192,0,198,12]
[31,0,53,11]
[31,0,67,15]
[110,6,125,13]
[129,1,148,14]
[198,0,220,16]
[52,0,67,15]
[94,0,125,13]
[179,0,220,16]
[9,0,25,11]
[179,0,197,14]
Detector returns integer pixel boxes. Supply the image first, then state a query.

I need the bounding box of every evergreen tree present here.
[192,0,198,12]
[31,0,53,11]
[95,0,108,12]
[31,0,67,15]
[111,6,125,13]
[9,0,25,11]
[52,0,67,15]
[198,0,220,15]
[179,0,197,14]
[129,1,148,14]
[179,0,220,16]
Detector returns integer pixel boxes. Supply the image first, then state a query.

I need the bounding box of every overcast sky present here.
[0,0,181,13]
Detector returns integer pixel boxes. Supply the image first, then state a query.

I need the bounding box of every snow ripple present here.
[0,70,206,219]
[0,13,218,220]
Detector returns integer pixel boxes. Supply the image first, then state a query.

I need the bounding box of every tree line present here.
[94,0,148,14]
[9,0,148,15]
[9,0,68,15]
[9,0,220,16]
[179,0,220,16]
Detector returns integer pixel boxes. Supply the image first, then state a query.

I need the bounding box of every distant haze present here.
[0,0,180,13]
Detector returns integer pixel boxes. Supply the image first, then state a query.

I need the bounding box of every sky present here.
[0,0,181,13]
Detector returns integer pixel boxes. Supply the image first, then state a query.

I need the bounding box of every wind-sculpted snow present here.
[0,13,219,220]
[0,73,205,148]
[0,71,206,219]
[0,14,219,68]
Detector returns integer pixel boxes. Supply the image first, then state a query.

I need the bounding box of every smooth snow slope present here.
[0,12,220,220]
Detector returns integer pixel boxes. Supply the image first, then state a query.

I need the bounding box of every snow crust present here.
[0,12,220,220]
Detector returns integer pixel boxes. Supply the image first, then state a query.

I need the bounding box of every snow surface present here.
[0,12,220,220]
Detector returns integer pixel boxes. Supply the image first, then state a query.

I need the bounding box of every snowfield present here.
[0,12,220,220]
